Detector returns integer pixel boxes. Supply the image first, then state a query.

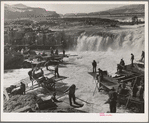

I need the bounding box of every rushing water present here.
[4,68,30,88]
[77,27,144,53]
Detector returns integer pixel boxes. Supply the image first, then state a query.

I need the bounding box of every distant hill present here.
[64,4,145,17]
[92,4,144,15]
[11,3,29,8]
[4,3,60,20]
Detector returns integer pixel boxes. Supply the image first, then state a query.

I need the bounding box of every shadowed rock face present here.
[4,52,24,69]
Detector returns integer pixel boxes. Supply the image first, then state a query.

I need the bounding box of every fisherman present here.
[32,65,44,87]
[140,51,145,62]
[139,82,144,101]
[28,65,34,81]
[55,49,58,55]
[105,87,117,113]
[20,82,26,95]
[98,68,103,91]
[63,50,65,56]
[132,84,138,97]
[92,60,97,73]
[55,65,59,78]
[64,84,77,106]
[131,53,134,67]
[99,69,103,82]
[42,50,46,56]
[118,82,129,96]
[28,65,34,88]
[50,47,54,56]
[120,58,125,66]
[137,82,144,101]
[51,92,61,102]
[44,60,51,70]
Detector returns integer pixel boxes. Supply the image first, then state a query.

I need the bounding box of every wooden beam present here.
[103,75,118,84]
[114,76,126,80]
[121,75,143,82]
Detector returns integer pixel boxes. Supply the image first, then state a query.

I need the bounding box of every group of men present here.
[28,64,78,106]
[50,47,59,56]
[117,51,144,73]
[131,51,145,67]
[28,63,60,86]
[50,47,65,56]
[91,53,142,113]
[92,60,117,112]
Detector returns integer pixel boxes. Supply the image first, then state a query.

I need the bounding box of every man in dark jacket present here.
[28,66,34,88]
[131,53,134,67]
[55,65,59,78]
[63,50,65,56]
[20,82,26,95]
[28,67,34,81]
[105,87,117,113]
[140,51,144,62]
[92,60,97,73]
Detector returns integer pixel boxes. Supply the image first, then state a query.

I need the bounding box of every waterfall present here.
[76,28,144,53]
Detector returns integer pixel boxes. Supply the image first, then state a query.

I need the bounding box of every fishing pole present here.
[125,76,137,109]
[55,88,93,104]
[76,97,94,104]
[93,76,99,96]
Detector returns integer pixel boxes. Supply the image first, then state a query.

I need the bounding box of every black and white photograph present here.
[1,1,148,122]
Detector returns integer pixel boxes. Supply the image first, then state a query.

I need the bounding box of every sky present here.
[4,2,127,14]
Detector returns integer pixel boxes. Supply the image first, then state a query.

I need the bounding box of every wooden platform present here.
[99,62,144,91]
[100,75,119,91]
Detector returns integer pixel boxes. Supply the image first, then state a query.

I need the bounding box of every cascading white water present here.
[77,27,144,53]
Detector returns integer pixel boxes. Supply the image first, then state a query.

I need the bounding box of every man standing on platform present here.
[140,51,145,62]
[20,82,26,95]
[55,65,59,78]
[131,53,134,67]
[92,60,97,73]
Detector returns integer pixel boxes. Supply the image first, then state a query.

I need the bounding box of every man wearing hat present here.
[105,87,117,113]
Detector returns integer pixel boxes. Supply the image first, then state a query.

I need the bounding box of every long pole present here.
[125,77,137,108]
[93,76,99,96]
[56,88,93,104]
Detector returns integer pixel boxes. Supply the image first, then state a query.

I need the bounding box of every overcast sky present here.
[4,2,127,14]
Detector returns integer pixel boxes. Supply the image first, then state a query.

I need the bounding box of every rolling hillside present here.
[4,4,60,20]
